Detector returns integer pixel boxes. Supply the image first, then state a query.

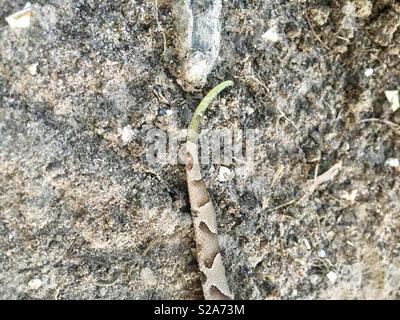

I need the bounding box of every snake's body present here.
[186,81,234,300]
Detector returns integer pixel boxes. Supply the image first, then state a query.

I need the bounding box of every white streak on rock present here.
[173,0,222,90]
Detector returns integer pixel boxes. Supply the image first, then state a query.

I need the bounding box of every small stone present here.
[385,90,399,112]
[262,27,281,43]
[28,278,42,290]
[219,166,232,182]
[165,109,173,116]
[385,158,400,168]
[326,271,337,284]
[6,3,33,29]
[140,267,156,288]
[303,239,312,250]
[119,125,134,144]
[364,68,373,77]
[317,249,327,258]
[248,255,264,268]
[28,63,38,76]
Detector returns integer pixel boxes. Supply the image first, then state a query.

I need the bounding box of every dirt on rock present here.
[0,0,399,299]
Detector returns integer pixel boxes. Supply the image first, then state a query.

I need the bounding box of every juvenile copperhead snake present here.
[186,81,234,300]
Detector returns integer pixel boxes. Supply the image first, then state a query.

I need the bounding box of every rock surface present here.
[0,0,399,299]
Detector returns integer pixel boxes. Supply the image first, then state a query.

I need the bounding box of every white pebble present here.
[326,271,337,284]
[385,158,399,168]
[385,90,399,112]
[120,125,134,144]
[6,3,32,29]
[28,278,42,290]
[303,239,311,250]
[166,109,173,116]
[317,249,327,258]
[218,166,232,182]
[262,27,281,43]
[28,63,38,76]
[364,68,373,77]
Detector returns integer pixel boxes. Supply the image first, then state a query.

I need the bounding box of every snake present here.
[185,80,234,300]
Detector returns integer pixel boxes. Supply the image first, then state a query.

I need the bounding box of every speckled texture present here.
[0,0,399,299]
